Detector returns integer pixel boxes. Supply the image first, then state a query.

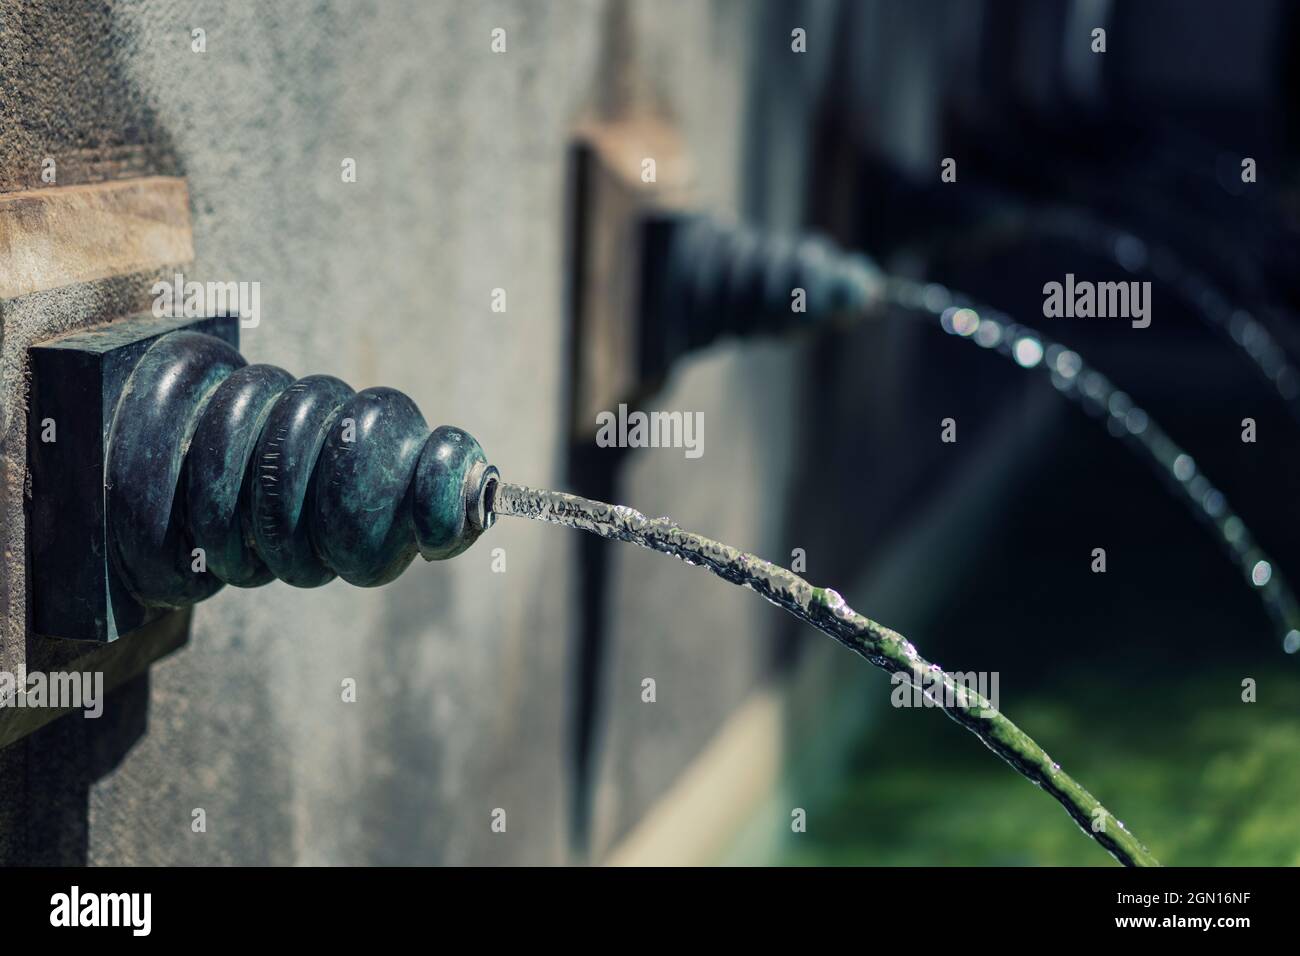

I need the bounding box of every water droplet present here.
[1202,489,1225,517]
[1013,336,1043,368]
[1082,372,1108,401]
[923,284,949,313]
[951,308,979,336]
[974,320,1002,348]
[1054,349,1082,379]
[1277,368,1299,399]
[1251,560,1272,587]
[1224,516,1245,545]
[1113,235,1147,272]
[1124,408,1148,435]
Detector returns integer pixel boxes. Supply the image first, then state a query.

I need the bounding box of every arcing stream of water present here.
[488,222,1296,866]
[654,213,1299,654]
[915,207,1300,423]
[489,480,1160,867]
[879,275,1300,656]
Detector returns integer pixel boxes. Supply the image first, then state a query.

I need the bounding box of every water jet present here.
[28,309,1161,865]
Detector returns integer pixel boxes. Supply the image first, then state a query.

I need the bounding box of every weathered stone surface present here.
[2,0,803,865]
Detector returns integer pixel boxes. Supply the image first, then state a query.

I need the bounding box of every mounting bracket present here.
[27,314,240,642]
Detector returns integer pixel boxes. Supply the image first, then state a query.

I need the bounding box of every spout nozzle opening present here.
[467,460,500,533]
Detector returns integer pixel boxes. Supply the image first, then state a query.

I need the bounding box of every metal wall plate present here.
[567,117,692,443]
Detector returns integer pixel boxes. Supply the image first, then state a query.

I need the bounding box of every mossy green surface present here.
[779,665,1300,866]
